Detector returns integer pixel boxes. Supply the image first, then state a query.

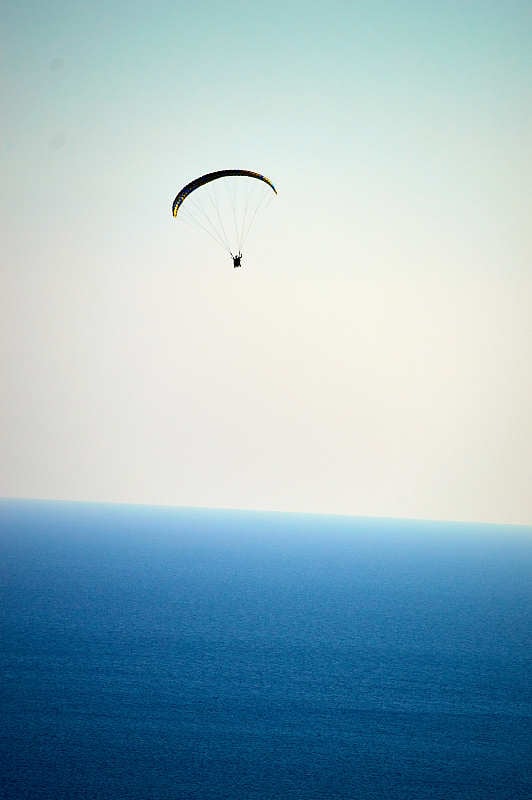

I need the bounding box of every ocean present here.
[1,499,531,799]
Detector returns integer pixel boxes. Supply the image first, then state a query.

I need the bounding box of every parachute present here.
[172,169,277,259]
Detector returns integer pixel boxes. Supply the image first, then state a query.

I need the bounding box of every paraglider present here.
[172,169,277,267]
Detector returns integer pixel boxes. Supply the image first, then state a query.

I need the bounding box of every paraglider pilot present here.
[232,251,242,268]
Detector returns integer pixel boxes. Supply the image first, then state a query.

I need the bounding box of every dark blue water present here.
[1,500,531,799]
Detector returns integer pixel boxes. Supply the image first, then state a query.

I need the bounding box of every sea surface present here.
[1,499,531,799]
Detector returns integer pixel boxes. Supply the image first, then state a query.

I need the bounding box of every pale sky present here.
[2,1,532,525]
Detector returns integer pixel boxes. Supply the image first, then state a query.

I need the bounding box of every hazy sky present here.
[2,1,532,525]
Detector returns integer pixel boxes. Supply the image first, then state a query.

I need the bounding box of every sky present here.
[2,1,532,525]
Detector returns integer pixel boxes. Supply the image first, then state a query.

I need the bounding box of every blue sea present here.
[1,500,531,799]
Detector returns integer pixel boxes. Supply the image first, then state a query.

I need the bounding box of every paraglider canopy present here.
[172,169,276,218]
